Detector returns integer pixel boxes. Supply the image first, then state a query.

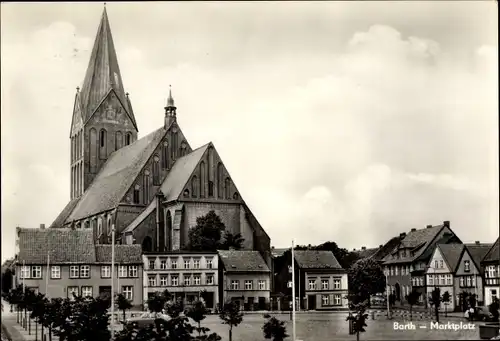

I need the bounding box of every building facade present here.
[142,252,219,310]
[482,239,500,306]
[15,227,143,307]
[218,250,271,311]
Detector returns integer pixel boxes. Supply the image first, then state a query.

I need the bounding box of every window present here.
[122,286,133,300]
[460,277,464,287]
[206,274,214,285]
[162,141,169,169]
[466,276,471,287]
[101,266,111,278]
[80,265,90,278]
[231,280,239,290]
[172,275,179,286]
[70,265,79,278]
[321,279,329,290]
[395,267,399,275]
[99,129,107,159]
[51,266,61,279]
[184,275,191,286]
[194,275,201,285]
[143,171,150,203]
[439,275,445,285]
[333,279,341,289]
[434,260,438,269]
[128,266,138,278]
[160,260,167,269]
[225,178,231,199]
[184,260,190,269]
[321,295,329,306]
[488,265,497,278]
[464,260,470,272]
[390,267,394,276]
[419,277,424,286]
[245,280,253,290]
[153,156,160,185]
[287,281,292,288]
[81,286,93,297]
[171,260,177,269]
[67,286,79,299]
[193,259,200,269]
[191,176,198,197]
[125,133,132,146]
[148,276,156,287]
[208,181,214,197]
[446,275,452,285]
[472,276,476,287]
[160,276,168,286]
[258,280,266,290]
[200,161,206,197]
[119,265,127,278]
[439,260,444,269]
[334,294,341,305]
[428,275,434,286]
[206,258,213,269]
[31,266,42,279]
[133,185,140,204]
[149,259,156,270]
[308,279,316,290]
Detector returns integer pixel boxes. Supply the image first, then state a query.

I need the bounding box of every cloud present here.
[1,9,498,262]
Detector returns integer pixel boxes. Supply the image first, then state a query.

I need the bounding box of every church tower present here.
[69,7,138,199]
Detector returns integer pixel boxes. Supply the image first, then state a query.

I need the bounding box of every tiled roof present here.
[122,198,157,234]
[218,250,270,272]
[354,247,379,259]
[294,250,343,269]
[95,245,142,264]
[418,232,460,262]
[372,237,402,262]
[67,127,166,221]
[437,244,464,272]
[160,143,210,202]
[482,238,499,263]
[17,228,95,264]
[50,198,81,228]
[382,224,445,264]
[465,243,493,272]
[79,8,136,128]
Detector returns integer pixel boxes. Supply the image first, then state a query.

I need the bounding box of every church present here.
[49,7,271,267]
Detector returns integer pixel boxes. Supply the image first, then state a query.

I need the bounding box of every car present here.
[370,295,387,306]
[465,306,497,321]
[125,312,170,328]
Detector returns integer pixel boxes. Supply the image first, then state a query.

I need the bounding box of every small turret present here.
[164,85,177,128]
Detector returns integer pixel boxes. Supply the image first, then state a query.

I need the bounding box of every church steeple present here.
[164,85,177,128]
[78,6,137,128]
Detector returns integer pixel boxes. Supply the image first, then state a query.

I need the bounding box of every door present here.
[308,295,316,310]
[395,283,401,301]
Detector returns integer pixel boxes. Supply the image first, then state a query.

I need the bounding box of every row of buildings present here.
[353,221,499,311]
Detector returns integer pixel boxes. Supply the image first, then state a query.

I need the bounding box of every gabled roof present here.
[465,243,494,272]
[294,250,343,269]
[95,245,142,264]
[372,236,402,262]
[17,228,95,264]
[218,250,270,272]
[50,198,81,228]
[355,247,379,259]
[160,143,210,202]
[66,127,166,221]
[482,238,499,263]
[436,243,465,272]
[79,8,136,128]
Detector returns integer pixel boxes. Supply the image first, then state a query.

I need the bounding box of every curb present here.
[1,320,25,341]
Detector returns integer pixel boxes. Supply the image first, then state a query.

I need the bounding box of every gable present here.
[427,247,452,273]
[456,248,480,276]
[86,89,136,131]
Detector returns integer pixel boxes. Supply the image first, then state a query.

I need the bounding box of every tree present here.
[116,293,133,322]
[43,298,63,341]
[147,290,171,316]
[187,211,226,251]
[263,316,289,341]
[219,231,245,250]
[346,303,368,341]
[348,258,386,305]
[405,290,420,321]
[429,287,441,323]
[442,291,451,317]
[1,268,14,294]
[185,300,209,338]
[30,293,48,341]
[219,301,243,341]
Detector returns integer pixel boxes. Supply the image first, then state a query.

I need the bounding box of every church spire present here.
[164,85,177,128]
[78,6,137,128]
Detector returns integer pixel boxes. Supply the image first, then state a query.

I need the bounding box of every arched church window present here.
[225,177,231,199]
[115,131,123,151]
[97,218,103,238]
[183,189,190,197]
[133,184,140,204]
[125,133,132,146]
[99,129,107,159]
[143,171,150,203]
[217,163,223,198]
[208,181,214,197]
[199,161,206,198]
[162,141,169,169]
[191,176,198,197]
[142,236,153,253]
[171,132,178,160]
[153,156,160,185]
[89,128,97,173]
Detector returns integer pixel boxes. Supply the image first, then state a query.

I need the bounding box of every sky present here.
[1,2,498,262]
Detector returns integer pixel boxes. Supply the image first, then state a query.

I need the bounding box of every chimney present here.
[353,248,356,251]
[475,241,480,245]
[443,221,450,228]
[426,225,432,229]
[379,245,383,248]
[411,228,416,232]
[399,232,406,239]
[40,223,45,229]
[361,246,366,251]
[271,246,275,250]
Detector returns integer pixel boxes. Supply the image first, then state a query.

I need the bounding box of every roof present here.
[382,224,446,264]
[418,231,460,262]
[95,245,142,264]
[437,244,465,272]
[17,228,95,264]
[160,143,210,202]
[67,127,166,221]
[354,247,379,259]
[294,250,343,269]
[50,198,81,228]
[272,248,289,258]
[122,198,157,234]
[465,243,493,271]
[372,237,402,262]
[482,238,499,263]
[218,250,270,272]
[78,8,136,128]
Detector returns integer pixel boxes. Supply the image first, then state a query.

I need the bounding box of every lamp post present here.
[385,269,391,319]
[45,252,50,298]
[110,225,116,340]
[291,240,296,341]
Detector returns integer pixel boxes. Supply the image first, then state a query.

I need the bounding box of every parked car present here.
[125,312,171,328]
[465,306,496,321]
[370,294,387,306]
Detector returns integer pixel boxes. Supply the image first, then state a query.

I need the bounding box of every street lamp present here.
[110,225,116,340]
